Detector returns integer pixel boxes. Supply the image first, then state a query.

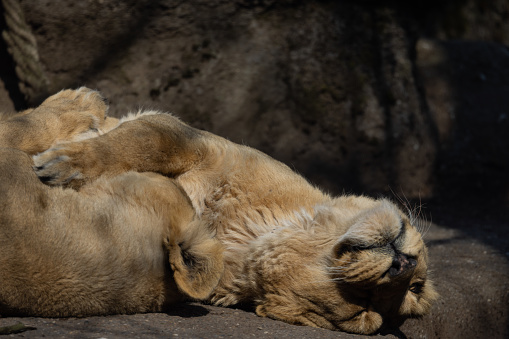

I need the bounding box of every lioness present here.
[34,88,437,334]
[0,88,223,317]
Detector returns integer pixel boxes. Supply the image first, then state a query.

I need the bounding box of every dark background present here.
[0,1,508,338]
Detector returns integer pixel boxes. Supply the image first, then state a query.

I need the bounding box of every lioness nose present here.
[389,253,417,276]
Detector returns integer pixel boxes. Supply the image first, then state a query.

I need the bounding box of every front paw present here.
[33,144,92,188]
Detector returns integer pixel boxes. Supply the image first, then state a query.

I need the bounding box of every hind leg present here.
[0,87,117,154]
[83,172,224,301]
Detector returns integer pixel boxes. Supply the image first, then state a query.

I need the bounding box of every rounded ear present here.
[166,220,224,300]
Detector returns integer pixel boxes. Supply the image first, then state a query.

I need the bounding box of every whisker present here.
[414,193,423,221]
[411,201,432,240]
[303,277,350,285]
[325,268,350,272]
[328,259,359,264]
[420,213,432,239]
[326,265,351,269]
[390,186,420,226]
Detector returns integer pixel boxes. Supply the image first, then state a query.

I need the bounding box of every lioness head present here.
[239,197,437,335]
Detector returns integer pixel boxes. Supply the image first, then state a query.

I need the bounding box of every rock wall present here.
[0,0,507,204]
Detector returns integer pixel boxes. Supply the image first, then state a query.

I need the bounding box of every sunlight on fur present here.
[2,88,437,335]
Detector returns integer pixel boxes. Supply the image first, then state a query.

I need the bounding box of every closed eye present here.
[349,244,376,252]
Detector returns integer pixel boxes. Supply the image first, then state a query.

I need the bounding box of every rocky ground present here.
[0,1,508,338]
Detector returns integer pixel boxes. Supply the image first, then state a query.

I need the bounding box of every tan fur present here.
[0,89,223,317]
[34,88,438,334]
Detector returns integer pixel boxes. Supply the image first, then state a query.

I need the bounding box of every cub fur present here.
[35,88,438,334]
[0,88,223,317]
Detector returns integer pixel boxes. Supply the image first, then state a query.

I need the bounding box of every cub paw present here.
[42,87,108,119]
[33,143,92,188]
[35,87,110,141]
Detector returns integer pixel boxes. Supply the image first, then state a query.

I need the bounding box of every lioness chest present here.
[174,147,325,242]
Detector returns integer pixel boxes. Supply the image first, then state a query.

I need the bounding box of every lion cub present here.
[0,88,223,317]
[34,88,437,334]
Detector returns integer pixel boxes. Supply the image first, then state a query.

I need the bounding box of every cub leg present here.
[34,112,213,188]
[157,182,224,300]
[91,172,224,300]
[166,215,225,300]
[0,87,111,154]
